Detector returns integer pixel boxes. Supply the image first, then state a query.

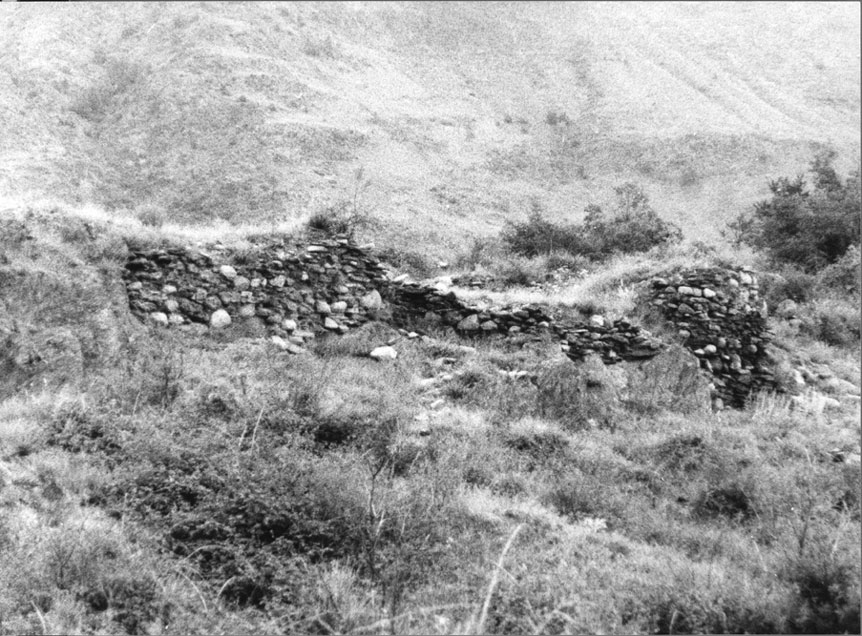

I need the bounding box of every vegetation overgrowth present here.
[1,161,860,634]
[0,3,859,633]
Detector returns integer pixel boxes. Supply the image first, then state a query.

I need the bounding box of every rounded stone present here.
[457,314,481,331]
[210,309,232,329]
[589,315,605,328]
[316,300,332,315]
[331,300,348,314]
[360,289,383,310]
[219,265,237,279]
[283,319,298,332]
[370,346,398,361]
[233,276,251,290]
[149,312,169,327]
[324,316,339,330]
[239,304,256,318]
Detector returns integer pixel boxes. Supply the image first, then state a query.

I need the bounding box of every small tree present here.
[734,152,861,272]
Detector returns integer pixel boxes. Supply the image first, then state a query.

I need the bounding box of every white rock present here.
[210,309,231,329]
[316,300,332,315]
[163,285,177,295]
[331,300,348,314]
[270,275,286,288]
[392,273,410,284]
[360,289,383,310]
[324,317,339,330]
[239,304,256,318]
[370,346,398,360]
[283,319,298,332]
[589,315,605,328]
[702,288,716,298]
[165,299,179,313]
[739,272,753,285]
[219,265,237,279]
[149,312,169,327]
[824,396,842,410]
[271,335,289,350]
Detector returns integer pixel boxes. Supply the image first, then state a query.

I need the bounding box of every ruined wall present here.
[646,267,773,407]
[124,237,392,344]
[122,239,774,408]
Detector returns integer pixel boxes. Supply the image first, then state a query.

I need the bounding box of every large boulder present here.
[536,354,624,430]
[621,344,713,413]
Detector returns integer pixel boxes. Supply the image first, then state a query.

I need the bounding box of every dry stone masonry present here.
[646,267,773,408]
[122,237,776,408]
[557,317,665,364]
[124,237,390,346]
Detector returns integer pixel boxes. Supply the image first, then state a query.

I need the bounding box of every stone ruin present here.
[122,235,774,409]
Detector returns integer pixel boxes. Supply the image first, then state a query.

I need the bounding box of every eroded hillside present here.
[0,2,859,257]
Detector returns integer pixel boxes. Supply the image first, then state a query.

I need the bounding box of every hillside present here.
[0,1,859,257]
[0,5,860,634]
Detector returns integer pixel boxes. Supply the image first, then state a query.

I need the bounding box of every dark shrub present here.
[500,184,681,261]
[501,209,586,258]
[759,266,817,307]
[729,151,861,273]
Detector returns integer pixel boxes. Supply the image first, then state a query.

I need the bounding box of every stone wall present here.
[645,267,773,408]
[124,237,390,346]
[122,238,774,408]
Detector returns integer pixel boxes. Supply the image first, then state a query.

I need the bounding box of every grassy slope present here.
[0,2,859,258]
[0,206,859,635]
[0,5,860,633]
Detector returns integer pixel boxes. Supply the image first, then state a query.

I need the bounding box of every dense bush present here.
[500,208,585,258]
[727,151,861,272]
[501,184,681,261]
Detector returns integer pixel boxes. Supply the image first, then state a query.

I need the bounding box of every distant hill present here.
[1,1,859,257]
